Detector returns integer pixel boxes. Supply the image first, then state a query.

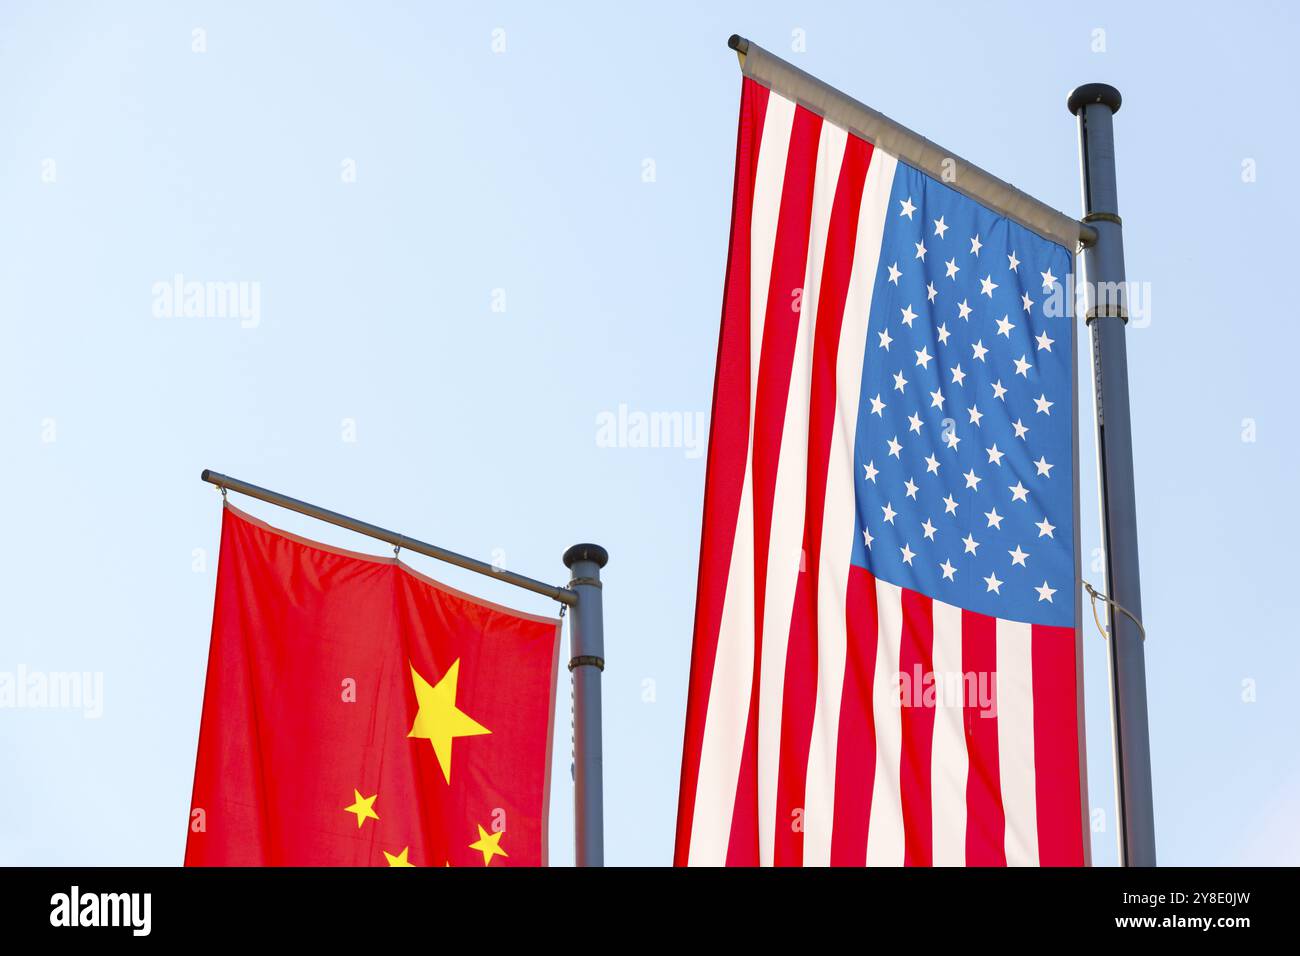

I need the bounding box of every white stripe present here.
[687,93,795,866]
[996,618,1039,865]
[930,598,969,865]
[755,119,847,864]
[802,148,897,866]
[865,578,905,865]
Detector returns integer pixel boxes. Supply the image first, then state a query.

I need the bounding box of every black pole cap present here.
[1068,83,1122,115]
[727,34,749,54]
[563,543,609,569]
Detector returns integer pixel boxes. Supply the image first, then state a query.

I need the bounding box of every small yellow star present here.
[344,789,379,828]
[407,658,491,784]
[383,847,415,867]
[468,824,508,866]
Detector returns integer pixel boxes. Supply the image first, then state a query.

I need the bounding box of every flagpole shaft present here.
[563,544,607,866]
[1068,85,1156,866]
[199,469,577,606]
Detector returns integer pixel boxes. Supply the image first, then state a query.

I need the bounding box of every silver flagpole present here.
[1067,85,1156,866]
[563,544,607,866]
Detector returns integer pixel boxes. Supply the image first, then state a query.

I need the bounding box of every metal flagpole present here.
[199,469,607,865]
[1067,86,1156,866]
[563,544,607,867]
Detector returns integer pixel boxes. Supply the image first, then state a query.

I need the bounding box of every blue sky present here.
[1,1,1296,866]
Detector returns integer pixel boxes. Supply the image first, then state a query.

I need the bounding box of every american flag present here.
[676,78,1087,866]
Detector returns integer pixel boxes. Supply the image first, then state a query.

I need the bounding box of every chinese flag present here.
[185,504,561,867]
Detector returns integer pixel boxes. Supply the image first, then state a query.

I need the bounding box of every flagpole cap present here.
[727,34,750,54]
[563,543,608,569]
[1068,83,1122,115]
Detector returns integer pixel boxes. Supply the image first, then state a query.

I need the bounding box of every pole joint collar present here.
[1085,304,1129,325]
[568,655,605,672]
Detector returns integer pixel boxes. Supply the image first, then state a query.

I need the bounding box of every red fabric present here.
[185,505,560,867]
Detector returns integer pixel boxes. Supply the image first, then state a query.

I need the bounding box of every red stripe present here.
[1032,624,1085,865]
[674,77,769,865]
[726,103,825,864]
[830,565,879,865]
[899,588,936,866]
[773,135,874,866]
[963,609,1006,865]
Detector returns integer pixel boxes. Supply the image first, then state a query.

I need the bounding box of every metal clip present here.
[1083,580,1146,642]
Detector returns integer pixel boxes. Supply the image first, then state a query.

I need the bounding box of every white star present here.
[1009,544,1029,567]
[1036,330,1054,352]
[926,281,938,303]
[968,404,984,426]
[950,363,966,386]
[986,443,1005,466]
[1036,517,1056,539]
[915,346,932,369]
[887,262,902,285]
[940,559,957,581]
[933,216,949,238]
[943,429,960,451]
[942,494,958,515]
[1012,419,1029,440]
[887,435,903,458]
[907,411,923,434]
[899,197,916,219]
[936,322,951,345]
[980,275,998,297]
[1034,393,1054,415]
[957,298,973,321]
[1009,481,1029,503]
[996,315,1015,337]
[984,572,1003,594]
[971,339,988,362]
[925,453,940,475]
[882,502,897,524]
[992,379,1008,401]
[863,527,874,549]
[962,533,980,555]
[1008,250,1020,272]
[1021,291,1034,313]
[870,394,887,416]
[922,518,937,540]
[1040,268,1058,291]
[878,327,893,351]
[964,468,982,490]
[863,460,878,482]
[929,388,946,410]
[1035,580,1056,603]
[945,257,960,280]
[1034,456,1054,477]
[900,304,918,327]
[914,240,927,261]
[900,543,916,565]
[894,370,909,393]
[904,477,919,499]
[985,507,1004,529]
[970,234,983,256]
[1014,355,1031,377]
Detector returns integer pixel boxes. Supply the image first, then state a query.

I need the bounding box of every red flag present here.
[185,504,560,866]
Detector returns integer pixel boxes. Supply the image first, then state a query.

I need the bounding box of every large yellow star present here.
[344,789,379,828]
[407,658,490,784]
[468,824,508,866]
[383,846,415,867]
